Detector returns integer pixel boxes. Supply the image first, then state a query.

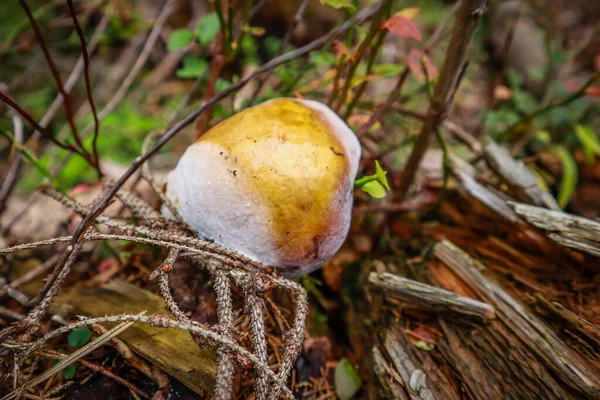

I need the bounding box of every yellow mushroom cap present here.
[163,98,361,278]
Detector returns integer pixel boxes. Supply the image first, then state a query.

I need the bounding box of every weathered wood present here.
[484,141,560,210]
[383,330,436,400]
[456,172,520,223]
[534,295,600,360]
[51,279,216,394]
[372,346,410,400]
[509,201,600,257]
[368,272,494,319]
[434,240,600,399]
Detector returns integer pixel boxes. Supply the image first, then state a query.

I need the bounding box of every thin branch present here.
[0,113,24,214]
[18,0,87,156]
[35,349,151,400]
[213,271,235,400]
[248,0,311,104]
[76,0,175,139]
[356,68,409,138]
[0,91,83,155]
[33,12,110,141]
[66,0,101,177]
[333,0,389,113]
[396,0,486,202]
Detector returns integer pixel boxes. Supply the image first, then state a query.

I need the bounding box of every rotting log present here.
[509,201,600,257]
[434,240,600,399]
[483,141,560,210]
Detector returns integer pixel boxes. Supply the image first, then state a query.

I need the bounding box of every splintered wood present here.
[359,140,600,399]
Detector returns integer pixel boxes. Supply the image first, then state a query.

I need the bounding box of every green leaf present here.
[354,161,390,198]
[512,90,538,114]
[167,29,193,51]
[361,181,386,198]
[550,145,578,209]
[374,160,390,190]
[310,51,335,67]
[176,56,208,79]
[263,36,281,57]
[62,365,76,380]
[1,129,63,190]
[68,328,91,348]
[415,340,435,351]
[574,124,600,163]
[320,0,356,13]
[373,63,405,78]
[506,67,524,89]
[334,358,362,400]
[195,13,220,46]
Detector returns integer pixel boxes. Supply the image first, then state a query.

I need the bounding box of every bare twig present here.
[0,113,24,214]
[368,272,494,319]
[17,0,87,156]
[66,0,101,176]
[0,91,84,156]
[396,0,486,202]
[33,13,109,141]
[248,0,311,104]
[2,319,136,400]
[213,271,235,400]
[356,68,409,138]
[333,0,389,113]
[36,349,151,400]
[243,276,269,400]
[76,0,175,140]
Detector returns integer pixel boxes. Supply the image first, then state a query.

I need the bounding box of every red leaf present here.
[382,16,422,42]
[594,54,600,72]
[407,49,425,81]
[586,85,600,97]
[332,40,352,60]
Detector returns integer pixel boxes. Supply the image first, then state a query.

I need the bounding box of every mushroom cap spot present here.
[166,98,360,277]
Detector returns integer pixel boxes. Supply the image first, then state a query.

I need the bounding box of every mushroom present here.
[163,98,361,278]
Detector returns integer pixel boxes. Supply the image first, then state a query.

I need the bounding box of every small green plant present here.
[68,327,91,348]
[166,13,221,78]
[334,358,362,400]
[354,160,390,198]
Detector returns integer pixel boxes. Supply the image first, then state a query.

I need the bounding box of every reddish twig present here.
[343,19,389,119]
[333,0,390,113]
[356,68,409,138]
[33,12,109,142]
[34,349,152,400]
[0,91,84,156]
[66,0,101,178]
[195,34,226,138]
[18,0,89,160]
